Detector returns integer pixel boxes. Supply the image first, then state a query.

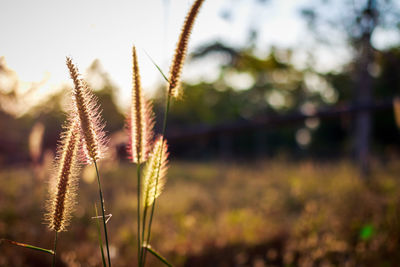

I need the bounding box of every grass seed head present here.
[142,136,169,207]
[127,46,154,163]
[168,0,205,98]
[45,119,80,232]
[66,57,107,163]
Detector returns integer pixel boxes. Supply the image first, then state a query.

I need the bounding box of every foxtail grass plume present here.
[142,136,169,207]
[66,57,107,163]
[46,119,80,232]
[127,46,154,163]
[168,0,205,98]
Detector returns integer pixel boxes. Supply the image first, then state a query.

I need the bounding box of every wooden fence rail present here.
[166,99,394,141]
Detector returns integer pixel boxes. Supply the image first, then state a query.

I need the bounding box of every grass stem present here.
[137,161,142,266]
[52,232,58,267]
[94,160,112,267]
[142,95,171,266]
[95,204,107,267]
[140,204,148,266]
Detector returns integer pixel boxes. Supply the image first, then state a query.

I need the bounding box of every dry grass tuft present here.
[45,119,80,232]
[142,136,169,207]
[168,0,205,98]
[66,57,107,163]
[127,46,154,163]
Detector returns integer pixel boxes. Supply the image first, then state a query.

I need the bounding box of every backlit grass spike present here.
[142,136,169,207]
[168,0,205,98]
[66,57,107,163]
[127,46,154,163]
[45,119,80,232]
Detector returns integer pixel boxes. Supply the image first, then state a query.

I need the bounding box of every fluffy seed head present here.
[127,46,154,163]
[46,119,80,232]
[66,57,107,163]
[142,136,169,207]
[168,0,205,98]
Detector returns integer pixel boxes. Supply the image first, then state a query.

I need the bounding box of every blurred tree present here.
[0,57,42,164]
[85,59,125,134]
[0,58,125,165]
[161,43,338,124]
[153,0,400,161]
[0,57,46,117]
[154,43,344,158]
[301,0,400,176]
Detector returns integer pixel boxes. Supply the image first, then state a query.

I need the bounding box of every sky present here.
[0,0,311,108]
[1,0,398,111]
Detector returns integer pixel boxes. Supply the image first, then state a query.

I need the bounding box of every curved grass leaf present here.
[0,238,54,255]
[143,244,173,267]
[143,50,169,83]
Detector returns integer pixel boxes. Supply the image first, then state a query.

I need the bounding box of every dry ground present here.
[1,159,400,266]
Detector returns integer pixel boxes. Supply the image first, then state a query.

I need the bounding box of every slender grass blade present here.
[143,244,173,267]
[0,239,54,255]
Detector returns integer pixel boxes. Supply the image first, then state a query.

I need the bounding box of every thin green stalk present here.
[52,232,58,267]
[142,95,171,266]
[142,198,155,266]
[95,204,107,267]
[140,203,149,267]
[136,161,142,266]
[144,244,174,267]
[138,53,170,267]
[161,95,171,137]
[0,238,54,255]
[143,50,169,83]
[94,160,112,267]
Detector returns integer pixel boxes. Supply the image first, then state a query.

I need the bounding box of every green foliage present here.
[0,59,126,165]
[162,46,330,127]
[360,224,374,241]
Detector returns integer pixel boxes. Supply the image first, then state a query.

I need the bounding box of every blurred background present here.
[1,0,400,266]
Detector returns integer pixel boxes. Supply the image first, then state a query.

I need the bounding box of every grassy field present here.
[1,159,400,266]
